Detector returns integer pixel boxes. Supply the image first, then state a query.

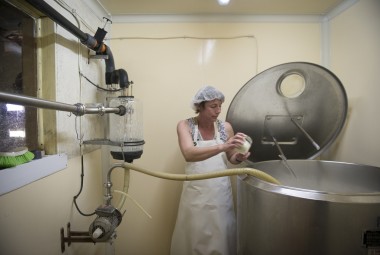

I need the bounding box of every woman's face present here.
[199,99,223,121]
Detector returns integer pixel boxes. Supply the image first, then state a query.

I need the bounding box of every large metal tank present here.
[238,160,380,255]
[226,62,380,255]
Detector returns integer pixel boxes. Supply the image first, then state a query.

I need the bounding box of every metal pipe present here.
[0,91,123,116]
[105,164,123,205]
[272,136,297,178]
[290,117,320,150]
[272,136,286,159]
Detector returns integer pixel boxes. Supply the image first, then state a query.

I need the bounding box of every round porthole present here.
[278,72,306,98]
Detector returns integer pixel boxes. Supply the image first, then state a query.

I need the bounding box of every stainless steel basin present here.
[237,160,380,255]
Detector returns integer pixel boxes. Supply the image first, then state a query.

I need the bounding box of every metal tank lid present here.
[226,62,348,162]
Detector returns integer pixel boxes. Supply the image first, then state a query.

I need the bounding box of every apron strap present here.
[193,118,199,142]
[214,122,220,141]
[193,118,220,142]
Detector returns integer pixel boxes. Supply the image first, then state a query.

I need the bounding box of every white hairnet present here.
[191,86,225,111]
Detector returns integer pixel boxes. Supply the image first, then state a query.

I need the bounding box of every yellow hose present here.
[122,162,280,185]
[108,163,280,219]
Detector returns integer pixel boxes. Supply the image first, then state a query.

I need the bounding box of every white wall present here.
[108,19,321,255]
[324,0,380,167]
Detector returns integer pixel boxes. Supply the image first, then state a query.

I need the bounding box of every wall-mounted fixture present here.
[60,205,122,252]
[217,0,230,6]
[108,95,144,162]
[24,0,131,89]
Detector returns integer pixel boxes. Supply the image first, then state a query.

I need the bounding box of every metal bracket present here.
[60,222,94,253]
[262,115,303,145]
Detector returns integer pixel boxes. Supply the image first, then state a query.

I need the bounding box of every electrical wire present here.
[53,0,100,34]
[107,35,259,80]
[109,35,256,40]
[73,148,96,216]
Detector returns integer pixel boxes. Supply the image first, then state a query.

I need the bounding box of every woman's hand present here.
[225,132,247,150]
[225,131,252,164]
[233,151,251,164]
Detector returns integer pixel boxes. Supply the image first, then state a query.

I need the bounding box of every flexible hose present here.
[122,162,280,185]
[116,169,130,211]
[114,190,152,219]
[106,163,280,220]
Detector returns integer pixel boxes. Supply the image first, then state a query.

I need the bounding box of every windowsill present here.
[0,154,68,196]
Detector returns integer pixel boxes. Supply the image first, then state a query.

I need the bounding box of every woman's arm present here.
[177,120,241,162]
[177,120,250,163]
[177,120,225,162]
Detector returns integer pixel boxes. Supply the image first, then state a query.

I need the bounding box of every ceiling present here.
[97,0,347,16]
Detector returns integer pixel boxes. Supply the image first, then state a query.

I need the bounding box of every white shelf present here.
[0,154,68,196]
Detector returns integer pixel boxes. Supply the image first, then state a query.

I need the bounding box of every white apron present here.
[171,122,237,255]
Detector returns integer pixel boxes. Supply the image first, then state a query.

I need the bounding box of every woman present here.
[170,86,251,255]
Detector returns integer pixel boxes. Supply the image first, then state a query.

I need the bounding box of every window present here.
[0,1,38,156]
[0,2,67,193]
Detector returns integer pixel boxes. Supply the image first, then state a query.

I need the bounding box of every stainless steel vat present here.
[226,62,380,255]
[238,160,380,255]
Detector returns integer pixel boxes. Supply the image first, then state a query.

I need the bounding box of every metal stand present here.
[60,222,94,253]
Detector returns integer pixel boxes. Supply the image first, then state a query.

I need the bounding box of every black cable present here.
[73,152,96,216]
[80,73,124,92]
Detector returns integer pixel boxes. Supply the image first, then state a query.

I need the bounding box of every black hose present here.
[105,45,115,84]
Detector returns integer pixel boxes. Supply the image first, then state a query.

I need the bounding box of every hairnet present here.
[191,86,225,111]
